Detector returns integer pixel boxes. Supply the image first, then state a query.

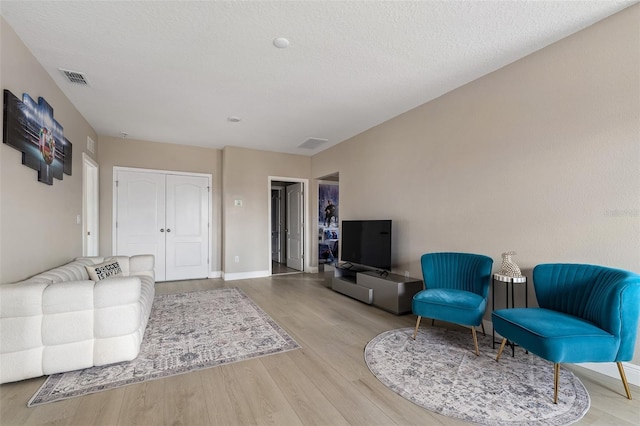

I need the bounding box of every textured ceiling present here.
[1,1,634,155]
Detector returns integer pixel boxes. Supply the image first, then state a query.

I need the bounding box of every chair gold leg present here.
[412,316,422,340]
[496,338,507,361]
[471,327,479,356]
[554,363,560,404]
[617,362,633,400]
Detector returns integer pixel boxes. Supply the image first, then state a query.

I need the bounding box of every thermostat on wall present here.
[234,199,243,207]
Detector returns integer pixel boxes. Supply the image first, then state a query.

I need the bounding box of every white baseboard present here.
[220,266,315,280]
[222,270,270,281]
[481,319,640,387]
[575,361,640,387]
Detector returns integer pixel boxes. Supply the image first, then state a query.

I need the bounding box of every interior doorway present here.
[269,178,307,275]
[82,153,99,256]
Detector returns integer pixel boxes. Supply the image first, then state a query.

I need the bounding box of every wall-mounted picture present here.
[319,183,339,227]
[3,89,72,185]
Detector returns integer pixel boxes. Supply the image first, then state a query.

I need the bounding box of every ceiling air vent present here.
[59,68,89,86]
[298,138,328,149]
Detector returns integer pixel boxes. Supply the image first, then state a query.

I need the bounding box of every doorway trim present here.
[267,176,314,275]
[271,185,285,264]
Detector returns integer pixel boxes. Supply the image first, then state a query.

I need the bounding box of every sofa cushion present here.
[86,260,123,281]
[412,288,487,326]
[492,307,618,363]
[43,341,94,375]
[0,348,44,384]
[37,260,91,283]
[0,316,43,353]
[0,281,48,317]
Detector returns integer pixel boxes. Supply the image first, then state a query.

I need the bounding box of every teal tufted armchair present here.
[493,263,640,403]
[412,252,493,355]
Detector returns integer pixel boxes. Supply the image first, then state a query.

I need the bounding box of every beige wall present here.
[0,18,98,284]
[222,146,311,276]
[97,136,222,274]
[312,6,640,362]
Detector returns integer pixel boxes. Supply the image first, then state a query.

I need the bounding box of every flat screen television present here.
[341,220,392,271]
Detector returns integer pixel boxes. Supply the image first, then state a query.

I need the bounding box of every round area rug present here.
[364,327,590,426]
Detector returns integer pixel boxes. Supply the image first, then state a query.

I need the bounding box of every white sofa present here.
[0,255,155,384]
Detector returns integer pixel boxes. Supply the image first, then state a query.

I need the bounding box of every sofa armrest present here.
[128,255,155,280]
[0,281,49,317]
[94,276,142,308]
[1,281,50,358]
[43,280,95,314]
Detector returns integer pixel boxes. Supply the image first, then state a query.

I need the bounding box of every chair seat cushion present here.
[492,308,618,363]
[412,289,486,327]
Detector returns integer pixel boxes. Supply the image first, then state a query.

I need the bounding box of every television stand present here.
[330,264,423,315]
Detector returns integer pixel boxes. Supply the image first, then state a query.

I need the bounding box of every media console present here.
[326,264,423,315]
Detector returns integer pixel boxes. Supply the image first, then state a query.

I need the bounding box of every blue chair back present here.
[533,263,640,361]
[421,252,493,299]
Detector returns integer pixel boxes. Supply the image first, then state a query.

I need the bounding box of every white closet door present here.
[116,170,167,281]
[165,174,209,281]
[286,182,304,271]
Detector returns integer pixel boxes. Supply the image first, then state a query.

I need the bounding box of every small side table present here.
[492,273,528,356]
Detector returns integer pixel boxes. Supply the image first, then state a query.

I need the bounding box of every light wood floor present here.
[1,273,639,425]
[271,261,301,275]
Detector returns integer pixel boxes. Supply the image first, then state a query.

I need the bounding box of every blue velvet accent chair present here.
[412,252,494,356]
[493,263,640,403]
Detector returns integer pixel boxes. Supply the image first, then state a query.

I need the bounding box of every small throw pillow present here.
[86,260,123,281]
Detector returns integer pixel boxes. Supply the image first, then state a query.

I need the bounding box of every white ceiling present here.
[1,1,634,155]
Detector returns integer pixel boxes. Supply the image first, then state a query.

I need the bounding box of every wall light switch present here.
[76,214,81,225]
[234,199,243,207]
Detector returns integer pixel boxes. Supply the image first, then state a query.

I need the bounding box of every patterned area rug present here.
[365,327,590,426]
[29,288,300,406]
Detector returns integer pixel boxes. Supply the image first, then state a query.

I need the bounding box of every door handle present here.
[166,228,171,233]
[160,229,165,232]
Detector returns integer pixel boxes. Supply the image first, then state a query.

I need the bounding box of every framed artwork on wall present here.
[319,183,339,227]
[3,89,72,185]
[319,182,339,263]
